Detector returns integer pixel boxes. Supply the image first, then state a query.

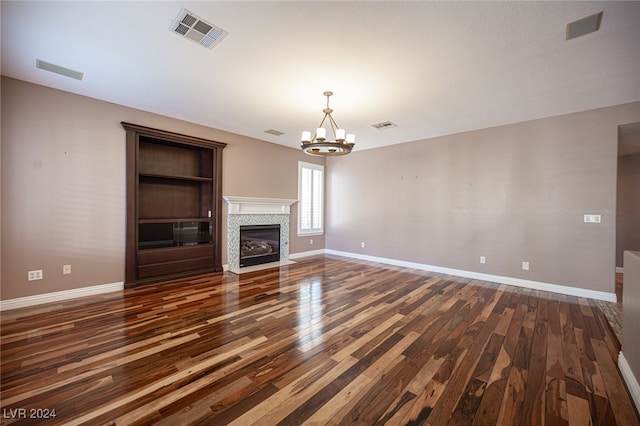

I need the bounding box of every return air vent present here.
[566,11,603,40]
[264,129,285,136]
[170,8,228,49]
[36,59,84,80]
[371,120,397,130]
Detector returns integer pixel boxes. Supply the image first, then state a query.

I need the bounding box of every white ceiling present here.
[2,1,639,152]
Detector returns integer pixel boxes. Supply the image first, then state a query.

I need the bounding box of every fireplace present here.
[223,196,297,274]
[239,224,280,267]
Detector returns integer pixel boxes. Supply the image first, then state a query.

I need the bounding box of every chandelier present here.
[301,91,355,156]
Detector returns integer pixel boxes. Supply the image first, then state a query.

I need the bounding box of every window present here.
[298,161,324,235]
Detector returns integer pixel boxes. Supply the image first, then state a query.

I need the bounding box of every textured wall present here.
[3,75,639,301]
[326,102,640,293]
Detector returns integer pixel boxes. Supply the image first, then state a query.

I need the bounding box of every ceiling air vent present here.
[371,120,397,130]
[264,129,285,136]
[36,59,83,80]
[566,11,603,40]
[170,8,228,49]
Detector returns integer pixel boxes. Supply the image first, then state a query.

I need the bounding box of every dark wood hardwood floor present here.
[1,255,638,425]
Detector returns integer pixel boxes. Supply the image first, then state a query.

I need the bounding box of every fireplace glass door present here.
[239,224,281,267]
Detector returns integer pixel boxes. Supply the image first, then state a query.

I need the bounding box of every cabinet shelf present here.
[138,218,213,224]
[139,173,213,182]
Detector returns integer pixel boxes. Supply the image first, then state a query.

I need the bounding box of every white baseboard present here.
[0,281,124,311]
[324,249,617,302]
[4,252,613,310]
[290,249,326,259]
[619,352,640,413]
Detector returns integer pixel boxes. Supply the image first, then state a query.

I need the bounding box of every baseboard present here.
[324,250,617,302]
[8,252,608,311]
[0,252,616,308]
[0,281,124,311]
[290,249,326,259]
[619,352,640,413]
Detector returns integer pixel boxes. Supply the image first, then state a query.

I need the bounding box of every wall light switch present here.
[584,214,601,223]
[522,261,529,271]
[63,264,71,275]
[480,256,486,264]
[361,242,365,248]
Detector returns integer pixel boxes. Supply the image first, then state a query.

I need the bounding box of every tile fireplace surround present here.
[223,196,297,274]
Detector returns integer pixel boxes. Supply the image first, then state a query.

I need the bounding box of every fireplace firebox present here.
[239,224,281,267]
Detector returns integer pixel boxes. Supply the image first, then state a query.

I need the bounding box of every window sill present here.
[298,231,324,237]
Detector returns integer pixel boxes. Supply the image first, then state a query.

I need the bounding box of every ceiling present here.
[2,1,639,152]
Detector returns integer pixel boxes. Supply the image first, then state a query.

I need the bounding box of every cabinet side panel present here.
[125,131,138,283]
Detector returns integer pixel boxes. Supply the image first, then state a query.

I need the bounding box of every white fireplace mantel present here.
[223,196,297,215]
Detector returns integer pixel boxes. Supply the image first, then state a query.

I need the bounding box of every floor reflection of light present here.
[222,274,240,313]
[297,277,324,352]
[221,273,240,337]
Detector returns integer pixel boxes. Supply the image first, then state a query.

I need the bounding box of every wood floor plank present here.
[426,312,501,425]
[1,255,638,425]
[521,292,548,426]
[498,366,528,425]
[591,338,640,426]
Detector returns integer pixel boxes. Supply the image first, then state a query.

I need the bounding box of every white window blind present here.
[298,161,324,235]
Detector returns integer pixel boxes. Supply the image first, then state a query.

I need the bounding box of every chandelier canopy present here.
[301,91,355,156]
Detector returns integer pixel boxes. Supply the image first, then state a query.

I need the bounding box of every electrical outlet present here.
[522,261,529,271]
[480,256,486,264]
[28,270,43,281]
[361,242,365,248]
[63,264,71,275]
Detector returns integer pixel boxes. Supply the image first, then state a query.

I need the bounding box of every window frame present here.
[297,161,324,236]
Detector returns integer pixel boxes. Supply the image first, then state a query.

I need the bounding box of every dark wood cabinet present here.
[122,122,226,286]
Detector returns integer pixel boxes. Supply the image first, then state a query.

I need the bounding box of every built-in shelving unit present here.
[122,122,226,286]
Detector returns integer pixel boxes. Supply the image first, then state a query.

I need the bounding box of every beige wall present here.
[617,154,640,267]
[3,75,640,301]
[326,102,640,293]
[1,77,324,301]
